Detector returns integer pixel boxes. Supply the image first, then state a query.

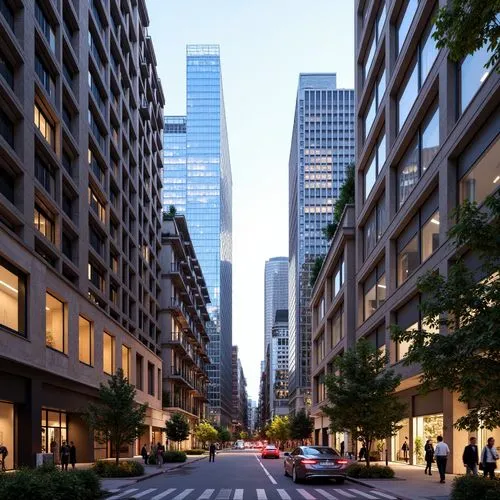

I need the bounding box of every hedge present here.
[185,449,206,455]
[0,466,101,500]
[451,475,500,500]
[92,460,144,477]
[163,451,187,462]
[346,463,395,479]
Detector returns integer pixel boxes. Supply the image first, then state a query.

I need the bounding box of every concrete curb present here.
[346,477,414,500]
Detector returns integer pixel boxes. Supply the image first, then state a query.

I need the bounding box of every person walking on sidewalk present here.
[209,443,216,462]
[481,437,498,480]
[434,435,450,484]
[141,444,148,464]
[424,439,434,475]
[402,439,409,463]
[0,444,8,472]
[462,436,479,476]
[60,441,70,471]
[156,442,164,469]
[69,441,77,469]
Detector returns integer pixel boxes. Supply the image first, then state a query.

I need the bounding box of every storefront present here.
[412,413,443,464]
[0,401,14,470]
[392,418,410,462]
[41,409,67,463]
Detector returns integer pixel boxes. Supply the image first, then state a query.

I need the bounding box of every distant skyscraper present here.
[162,45,233,427]
[270,310,289,417]
[288,74,355,414]
[264,257,288,352]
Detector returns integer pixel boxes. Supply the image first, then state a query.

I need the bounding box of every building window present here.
[0,257,26,336]
[34,204,55,243]
[88,109,106,152]
[136,354,143,390]
[121,345,130,380]
[315,333,325,364]
[61,233,73,261]
[460,137,500,205]
[103,332,115,375]
[88,149,105,185]
[34,104,55,147]
[331,256,344,299]
[421,212,440,262]
[363,3,387,82]
[364,66,386,140]
[35,2,56,52]
[363,193,386,259]
[0,0,15,30]
[364,34,376,81]
[35,155,55,195]
[460,46,492,114]
[397,0,418,55]
[397,60,418,131]
[397,234,419,285]
[88,187,105,222]
[147,362,155,396]
[157,368,161,400]
[363,261,386,321]
[88,262,105,292]
[420,21,438,84]
[89,225,104,256]
[35,55,55,97]
[0,50,14,89]
[331,305,344,348]
[78,316,93,366]
[0,109,14,147]
[398,321,417,360]
[364,132,386,200]
[45,293,66,353]
[421,105,439,173]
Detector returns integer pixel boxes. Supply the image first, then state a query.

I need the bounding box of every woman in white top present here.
[482,437,498,480]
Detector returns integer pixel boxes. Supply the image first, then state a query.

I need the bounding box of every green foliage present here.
[83,369,147,464]
[322,339,406,466]
[218,427,231,443]
[451,475,500,500]
[310,256,325,287]
[289,410,314,443]
[346,463,395,479]
[239,431,249,440]
[165,413,190,446]
[0,467,101,499]
[92,460,144,477]
[266,416,290,447]
[185,449,206,455]
[390,195,500,431]
[433,0,500,70]
[194,421,219,447]
[414,437,424,464]
[322,222,338,242]
[163,451,187,463]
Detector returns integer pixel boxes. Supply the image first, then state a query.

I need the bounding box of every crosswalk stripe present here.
[369,492,397,500]
[215,489,231,500]
[197,489,215,499]
[277,489,292,500]
[172,490,194,500]
[134,489,158,498]
[297,489,317,499]
[107,488,139,500]
[151,488,176,500]
[256,489,267,500]
[334,491,356,498]
[347,490,378,499]
[315,489,339,500]
[233,489,244,500]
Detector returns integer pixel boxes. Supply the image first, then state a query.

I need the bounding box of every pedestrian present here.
[462,436,479,476]
[0,443,8,472]
[358,445,367,462]
[434,435,450,484]
[156,442,164,468]
[402,439,409,463]
[481,437,498,480]
[69,441,77,469]
[50,439,58,464]
[424,439,434,475]
[340,441,345,457]
[141,444,148,464]
[209,442,216,462]
[60,441,70,471]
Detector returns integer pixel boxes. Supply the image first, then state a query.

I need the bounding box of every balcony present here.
[169,367,194,390]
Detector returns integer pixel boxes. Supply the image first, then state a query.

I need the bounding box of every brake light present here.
[301,459,318,464]
[337,459,348,464]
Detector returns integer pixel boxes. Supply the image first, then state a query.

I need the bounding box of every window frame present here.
[103,331,115,375]
[45,292,67,354]
[0,256,27,337]
[78,315,93,366]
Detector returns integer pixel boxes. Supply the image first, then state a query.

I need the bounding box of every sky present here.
[146,0,355,400]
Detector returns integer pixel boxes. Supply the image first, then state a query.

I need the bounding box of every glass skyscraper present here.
[162,45,233,427]
[288,74,355,414]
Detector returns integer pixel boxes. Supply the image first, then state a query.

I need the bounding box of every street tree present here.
[391,195,500,431]
[218,427,231,446]
[266,416,290,449]
[165,413,190,450]
[433,0,500,71]
[84,369,147,464]
[240,431,249,440]
[322,339,406,466]
[194,421,219,449]
[289,409,314,444]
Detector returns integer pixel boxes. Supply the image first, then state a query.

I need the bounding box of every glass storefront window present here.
[413,414,443,464]
[45,293,66,353]
[392,418,410,462]
[0,402,14,470]
[421,211,440,262]
[398,235,419,285]
[41,409,67,462]
[0,258,26,336]
[79,316,93,366]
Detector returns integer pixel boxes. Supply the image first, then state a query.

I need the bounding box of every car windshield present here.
[265,446,276,450]
[302,447,339,456]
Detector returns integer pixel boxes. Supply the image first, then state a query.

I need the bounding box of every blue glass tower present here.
[162,45,233,427]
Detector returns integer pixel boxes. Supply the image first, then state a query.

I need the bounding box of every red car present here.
[261,445,280,459]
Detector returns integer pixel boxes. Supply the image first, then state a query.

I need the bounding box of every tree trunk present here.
[115,441,120,465]
[365,439,372,467]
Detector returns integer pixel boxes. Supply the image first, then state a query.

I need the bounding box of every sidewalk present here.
[347,462,455,500]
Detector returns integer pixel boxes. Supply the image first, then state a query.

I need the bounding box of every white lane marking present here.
[347,490,378,499]
[215,489,231,500]
[255,454,278,485]
[256,489,268,500]
[134,489,158,498]
[151,489,176,500]
[315,489,339,500]
[172,490,195,500]
[369,492,397,500]
[334,491,356,498]
[107,489,139,500]
[277,489,292,500]
[233,489,244,500]
[297,489,317,499]
[197,489,215,499]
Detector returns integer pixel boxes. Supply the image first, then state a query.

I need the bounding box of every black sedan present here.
[283,446,352,484]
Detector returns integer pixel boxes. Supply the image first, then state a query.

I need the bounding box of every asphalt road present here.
[107,451,401,500]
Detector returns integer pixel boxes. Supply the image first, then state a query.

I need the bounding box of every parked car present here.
[261,445,280,459]
[283,446,351,484]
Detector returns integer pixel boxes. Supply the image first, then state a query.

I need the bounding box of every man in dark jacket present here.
[209,443,216,462]
[462,436,479,476]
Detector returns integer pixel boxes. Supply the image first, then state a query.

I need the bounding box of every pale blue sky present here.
[146,0,355,400]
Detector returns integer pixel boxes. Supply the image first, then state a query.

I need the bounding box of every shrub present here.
[185,449,206,455]
[163,451,187,463]
[147,454,157,465]
[346,463,395,479]
[92,460,144,477]
[0,467,101,500]
[451,475,500,500]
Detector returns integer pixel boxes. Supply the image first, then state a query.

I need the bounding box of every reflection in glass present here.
[398,140,419,207]
[364,156,376,200]
[397,0,418,54]
[461,46,491,113]
[397,62,418,131]
[420,23,438,83]
[364,94,376,138]
[421,106,439,172]
[46,293,65,352]
[398,235,419,284]
[422,212,440,262]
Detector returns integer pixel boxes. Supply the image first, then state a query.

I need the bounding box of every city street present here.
[106,451,401,500]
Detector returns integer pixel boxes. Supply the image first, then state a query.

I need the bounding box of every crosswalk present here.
[106,487,399,500]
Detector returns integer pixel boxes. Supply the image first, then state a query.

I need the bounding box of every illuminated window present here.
[34,204,55,242]
[78,316,93,365]
[88,187,105,222]
[0,257,26,336]
[421,211,440,262]
[103,332,115,375]
[46,293,66,353]
[363,263,386,321]
[34,104,55,147]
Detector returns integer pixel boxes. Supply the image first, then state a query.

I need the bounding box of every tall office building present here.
[162,45,233,427]
[264,257,288,352]
[288,74,355,414]
[0,0,165,467]
[270,310,289,418]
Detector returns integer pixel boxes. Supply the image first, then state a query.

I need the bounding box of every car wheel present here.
[336,478,345,485]
[284,466,289,477]
[292,466,301,484]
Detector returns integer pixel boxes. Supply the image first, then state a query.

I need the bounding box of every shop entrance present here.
[41,409,67,464]
[413,414,443,465]
[392,418,409,462]
[0,401,14,470]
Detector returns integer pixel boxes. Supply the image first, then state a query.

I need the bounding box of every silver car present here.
[284,446,351,484]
